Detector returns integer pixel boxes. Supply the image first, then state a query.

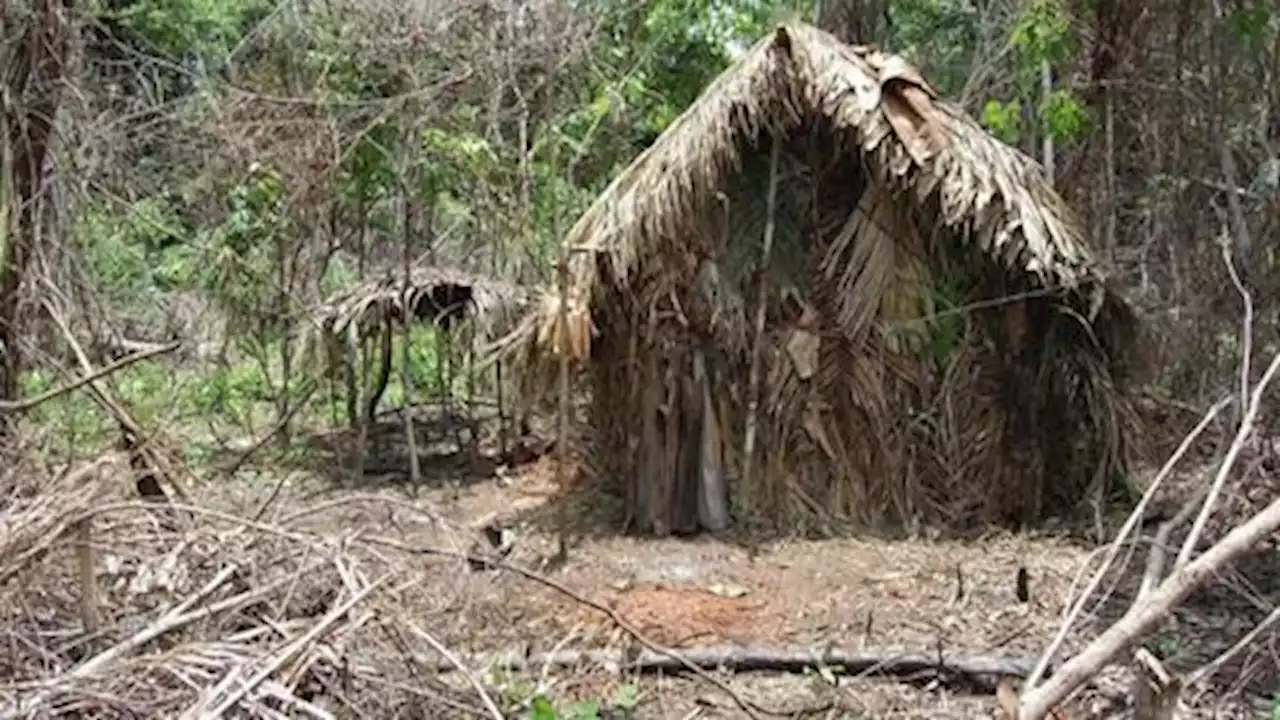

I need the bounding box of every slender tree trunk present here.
[400,175,421,491]
[0,0,75,416]
[815,0,888,46]
[1040,60,1055,185]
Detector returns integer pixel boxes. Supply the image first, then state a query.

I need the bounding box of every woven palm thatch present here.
[500,23,1145,536]
[315,264,526,339]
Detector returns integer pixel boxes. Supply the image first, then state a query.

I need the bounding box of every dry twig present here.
[1023,396,1230,690]
[1187,605,1280,687]
[364,535,784,719]
[405,621,505,720]
[416,644,1040,686]
[1019,490,1280,718]
[188,575,387,719]
[0,340,180,414]
[1173,353,1280,571]
[2,565,240,719]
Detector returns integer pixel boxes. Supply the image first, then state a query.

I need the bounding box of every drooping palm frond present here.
[788,26,1096,282]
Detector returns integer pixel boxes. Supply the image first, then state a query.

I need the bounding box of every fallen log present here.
[416,644,1042,690]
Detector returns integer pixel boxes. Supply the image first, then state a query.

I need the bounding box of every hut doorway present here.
[594,270,733,537]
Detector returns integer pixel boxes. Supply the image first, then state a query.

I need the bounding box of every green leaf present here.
[565,699,599,720]
[981,98,1022,145]
[1226,6,1271,47]
[1039,89,1089,143]
[1009,0,1073,65]
[101,0,272,71]
[529,696,558,720]
[613,683,638,711]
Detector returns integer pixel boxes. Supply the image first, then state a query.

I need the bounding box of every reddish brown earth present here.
[198,449,1272,719]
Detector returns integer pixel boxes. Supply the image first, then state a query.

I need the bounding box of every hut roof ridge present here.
[561,21,1104,301]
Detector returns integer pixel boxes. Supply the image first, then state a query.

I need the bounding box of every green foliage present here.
[314,325,444,422]
[378,327,445,407]
[320,256,358,298]
[582,0,774,150]
[16,360,196,451]
[205,163,294,340]
[1039,89,1088,143]
[78,198,200,301]
[218,163,289,257]
[523,693,622,720]
[562,699,599,720]
[981,98,1023,145]
[888,0,980,96]
[1009,0,1073,66]
[404,326,441,390]
[529,161,596,268]
[18,369,110,442]
[978,0,1090,148]
[422,128,498,187]
[92,0,272,68]
[337,121,400,206]
[114,361,179,426]
[612,683,638,713]
[522,0,775,269]
[186,359,272,420]
[1225,4,1273,49]
[923,270,971,366]
[496,675,638,720]
[419,126,500,237]
[528,696,557,720]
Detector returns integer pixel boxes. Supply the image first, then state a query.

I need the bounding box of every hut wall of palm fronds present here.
[499,23,1147,536]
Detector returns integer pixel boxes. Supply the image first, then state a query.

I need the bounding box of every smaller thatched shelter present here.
[314,264,526,339]
[501,23,1145,537]
[314,264,527,429]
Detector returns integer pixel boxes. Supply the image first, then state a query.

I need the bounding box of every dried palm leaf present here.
[314,264,527,340]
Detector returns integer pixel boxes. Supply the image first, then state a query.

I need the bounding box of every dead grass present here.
[0,455,498,718]
[0,445,1273,719]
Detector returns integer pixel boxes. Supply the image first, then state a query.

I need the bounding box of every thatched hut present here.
[502,23,1145,536]
[314,264,526,338]
[314,264,527,429]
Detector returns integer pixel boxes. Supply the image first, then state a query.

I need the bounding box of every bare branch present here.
[0,340,179,413]
[1174,352,1280,571]
[404,622,504,720]
[1023,395,1231,690]
[1019,459,1280,718]
[1186,605,1280,687]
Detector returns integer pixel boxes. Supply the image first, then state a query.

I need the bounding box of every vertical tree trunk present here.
[400,145,421,491]
[0,0,75,415]
[815,0,889,46]
[1040,60,1055,185]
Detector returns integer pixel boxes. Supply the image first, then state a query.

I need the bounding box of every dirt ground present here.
[187,438,1274,720]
